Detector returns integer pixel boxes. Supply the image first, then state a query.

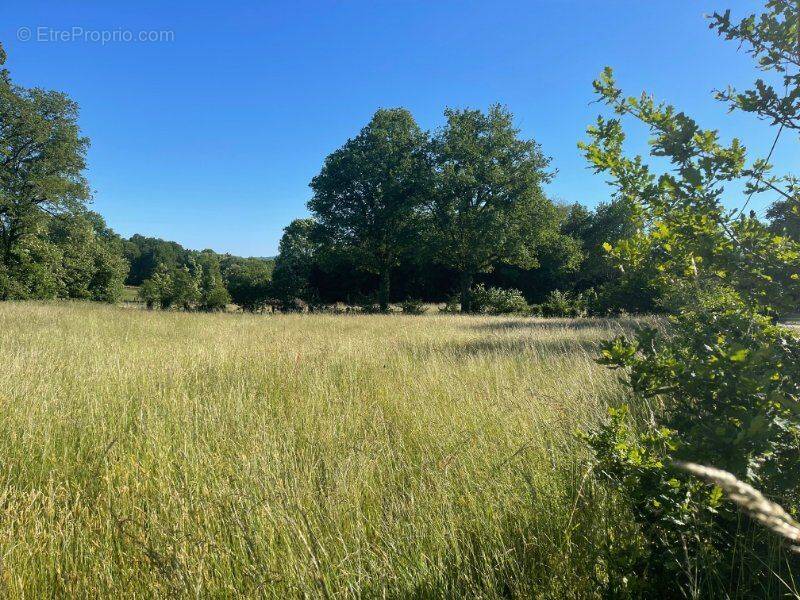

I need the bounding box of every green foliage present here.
[138,277,161,310]
[580,2,800,592]
[140,264,174,309]
[0,235,63,300]
[0,212,127,303]
[591,292,800,594]
[593,268,665,316]
[469,284,529,315]
[271,219,319,308]
[562,199,640,289]
[197,253,230,312]
[766,197,800,242]
[123,235,192,286]
[539,289,588,318]
[124,237,275,310]
[400,298,427,314]
[599,293,800,487]
[48,213,128,303]
[0,44,97,300]
[585,406,724,597]
[126,239,272,312]
[139,263,200,310]
[710,1,800,132]
[581,67,800,316]
[558,199,669,315]
[430,105,561,312]
[170,265,201,310]
[309,109,430,312]
[223,258,273,312]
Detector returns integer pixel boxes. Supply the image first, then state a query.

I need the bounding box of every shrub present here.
[357,297,382,314]
[438,294,461,313]
[470,284,529,315]
[587,290,800,594]
[400,299,427,315]
[580,30,800,593]
[539,289,587,317]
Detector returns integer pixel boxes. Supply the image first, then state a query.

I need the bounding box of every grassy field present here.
[0,302,642,598]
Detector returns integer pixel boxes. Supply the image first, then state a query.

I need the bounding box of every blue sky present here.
[1,0,790,256]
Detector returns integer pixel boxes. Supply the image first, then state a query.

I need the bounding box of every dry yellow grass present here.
[0,301,637,597]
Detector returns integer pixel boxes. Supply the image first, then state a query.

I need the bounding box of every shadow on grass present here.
[409,336,602,359]
[468,317,644,334]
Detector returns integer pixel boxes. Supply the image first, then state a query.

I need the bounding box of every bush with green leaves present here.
[139,263,201,310]
[438,294,461,314]
[197,253,230,312]
[579,2,800,594]
[538,289,587,317]
[588,290,800,594]
[400,298,427,314]
[469,284,530,315]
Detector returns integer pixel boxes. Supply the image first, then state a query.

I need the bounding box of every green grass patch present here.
[0,302,643,597]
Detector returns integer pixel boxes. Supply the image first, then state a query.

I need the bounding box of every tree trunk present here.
[0,225,14,301]
[459,271,474,313]
[378,268,390,313]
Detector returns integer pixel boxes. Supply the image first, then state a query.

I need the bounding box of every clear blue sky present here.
[1,0,790,257]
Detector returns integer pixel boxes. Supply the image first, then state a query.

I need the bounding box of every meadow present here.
[0,302,644,598]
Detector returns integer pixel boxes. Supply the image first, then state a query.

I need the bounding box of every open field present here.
[0,302,644,597]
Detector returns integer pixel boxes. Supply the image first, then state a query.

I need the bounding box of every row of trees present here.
[0,42,278,311]
[266,107,665,314]
[306,105,562,313]
[138,252,229,311]
[0,32,656,316]
[268,197,658,314]
[123,234,273,311]
[1,33,796,319]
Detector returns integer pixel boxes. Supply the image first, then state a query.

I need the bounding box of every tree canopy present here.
[0,43,96,300]
[429,105,559,311]
[309,108,430,311]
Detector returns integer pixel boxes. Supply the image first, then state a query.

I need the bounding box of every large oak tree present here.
[430,105,558,312]
[308,108,430,312]
[0,44,91,299]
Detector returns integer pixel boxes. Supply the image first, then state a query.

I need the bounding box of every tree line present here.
[0,38,659,316]
[119,107,685,315]
[0,34,797,317]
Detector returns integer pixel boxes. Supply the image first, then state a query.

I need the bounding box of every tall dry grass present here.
[0,301,638,597]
